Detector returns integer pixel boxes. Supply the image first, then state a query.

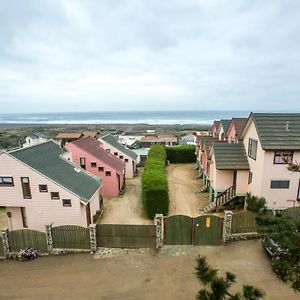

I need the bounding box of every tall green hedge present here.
[142,145,169,219]
[165,145,196,163]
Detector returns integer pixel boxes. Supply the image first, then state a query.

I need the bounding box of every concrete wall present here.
[0,153,93,231]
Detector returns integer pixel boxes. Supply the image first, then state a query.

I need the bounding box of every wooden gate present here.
[193,215,223,246]
[0,237,4,257]
[164,215,193,245]
[52,225,90,249]
[96,224,156,248]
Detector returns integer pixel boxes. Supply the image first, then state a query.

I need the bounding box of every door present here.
[193,215,223,245]
[20,207,28,228]
[80,157,86,170]
[117,174,121,191]
[86,203,91,226]
[233,170,237,186]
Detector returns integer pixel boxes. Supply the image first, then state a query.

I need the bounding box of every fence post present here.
[1,228,10,258]
[223,210,233,243]
[154,214,164,249]
[89,224,97,252]
[45,224,53,253]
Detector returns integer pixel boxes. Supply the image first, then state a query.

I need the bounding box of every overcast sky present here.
[0,0,300,113]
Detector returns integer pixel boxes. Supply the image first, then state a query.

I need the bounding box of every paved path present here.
[0,240,297,300]
[168,163,209,217]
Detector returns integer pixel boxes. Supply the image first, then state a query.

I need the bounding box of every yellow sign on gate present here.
[205,217,211,228]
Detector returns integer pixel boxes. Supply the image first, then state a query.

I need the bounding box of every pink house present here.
[226,118,248,144]
[211,121,221,138]
[0,141,102,231]
[65,136,126,198]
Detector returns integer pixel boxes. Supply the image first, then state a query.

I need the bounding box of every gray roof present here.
[249,113,300,150]
[220,119,231,133]
[33,132,48,139]
[199,136,219,148]
[9,141,101,202]
[101,134,138,160]
[212,143,250,170]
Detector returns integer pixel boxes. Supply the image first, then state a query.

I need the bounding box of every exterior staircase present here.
[198,185,208,193]
[202,185,237,213]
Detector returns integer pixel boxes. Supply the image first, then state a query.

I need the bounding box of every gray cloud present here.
[0,0,300,113]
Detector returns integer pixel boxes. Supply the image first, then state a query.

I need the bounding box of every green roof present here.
[199,136,219,148]
[220,119,231,133]
[9,141,101,202]
[212,143,249,170]
[250,113,300,150]
[101,134,138,160]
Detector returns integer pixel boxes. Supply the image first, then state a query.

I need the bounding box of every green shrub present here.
[165,145,196,163]
[142,145,169,218]
[245,193,267,212]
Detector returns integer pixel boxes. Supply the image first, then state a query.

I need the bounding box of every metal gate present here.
[193,215,223,245]
[164,215,193,245]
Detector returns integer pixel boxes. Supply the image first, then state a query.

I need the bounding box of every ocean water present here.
[0,111,250,125]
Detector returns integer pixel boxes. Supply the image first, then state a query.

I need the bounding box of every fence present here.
[282,206,300,222]
[0,237,4,257]
[231,211,257,234]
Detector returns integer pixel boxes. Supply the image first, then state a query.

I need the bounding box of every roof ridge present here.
[8,139,55,154]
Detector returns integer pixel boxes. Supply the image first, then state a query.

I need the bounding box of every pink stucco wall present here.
[98,139,136,178]
[65,143,124,198]
[0,153,100,231]
[227,125,237,143]
[243,119,300,209]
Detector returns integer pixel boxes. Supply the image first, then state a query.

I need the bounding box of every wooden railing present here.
[214,185,236,207]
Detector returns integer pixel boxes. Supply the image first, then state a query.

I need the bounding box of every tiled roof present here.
[69,136,125,173]
[199,136,219,148]
[249,113,300,150]
[226,118,248,139]
[212,143,249,170]
[56,132,83,139]
[211,120,221,131]
[220,119,231,133]
[9,141,101,202]
[101,134,138,160]
[82,131,99,138]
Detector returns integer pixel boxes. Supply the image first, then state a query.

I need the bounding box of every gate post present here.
[1,228,10,258]
[154,214,164,249]
[89,224,97,252]
[223,210,233,243]
[45,223,53,253]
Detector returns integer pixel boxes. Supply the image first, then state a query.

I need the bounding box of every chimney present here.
[286,121,290,131]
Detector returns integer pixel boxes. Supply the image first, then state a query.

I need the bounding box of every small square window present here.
[119,155,124,159]
[98,166,104,172]
[106,149,110,153]
[0,176,14,186]
[51,192,60,200]
[125,158,129,162]
[114,152,118,156]
[91,161,97,168]
[39,184,48,192]
[62,199,72,207]
[105,171,111,176]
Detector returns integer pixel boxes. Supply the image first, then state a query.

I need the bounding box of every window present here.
[248,138,257,160]
[271,180,290,189]
[51,192,60,200]
[39,184,48,192]
[248,172,253,184]
[20,207,28,228]
[98,166,104,172]
[105,171,111,176]
[125,158,129,162]
[0,176,14,186]
[297,182,300,201]
[119,155,124,159]
[62,199,72,207]
[21,177,31,199]
[274,151,293,164]
[106,149,110,153]
[114,152,118,156]
[80,157,86,169]
[91,161,97,168]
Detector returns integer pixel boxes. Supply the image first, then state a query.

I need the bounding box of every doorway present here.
[86,203,91,226]
[233,170,237,186]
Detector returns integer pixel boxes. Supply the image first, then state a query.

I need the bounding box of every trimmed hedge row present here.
[142,145,169,219]
[165,145,196,163]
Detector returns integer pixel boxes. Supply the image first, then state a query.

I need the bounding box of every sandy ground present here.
[0,240,297,300]
[0,208,8,229]
[100,170,152,225]
[168,163,209,217]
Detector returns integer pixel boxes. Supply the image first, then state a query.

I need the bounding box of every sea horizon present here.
[0,110,289,125]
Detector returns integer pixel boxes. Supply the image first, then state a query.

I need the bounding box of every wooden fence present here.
[282,206,300,222]
[231,211,257,234]
[9,229,48,253]
[52,225,90,250]
[96,224,156,248]
[0,237,4,257]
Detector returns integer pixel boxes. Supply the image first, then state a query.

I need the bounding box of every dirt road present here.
[100,170,152,225]
[168,164,209,217]
[0,240,297,300]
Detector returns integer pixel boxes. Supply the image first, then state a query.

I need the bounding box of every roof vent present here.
[286,121,290,131]
[74,167,81,173]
